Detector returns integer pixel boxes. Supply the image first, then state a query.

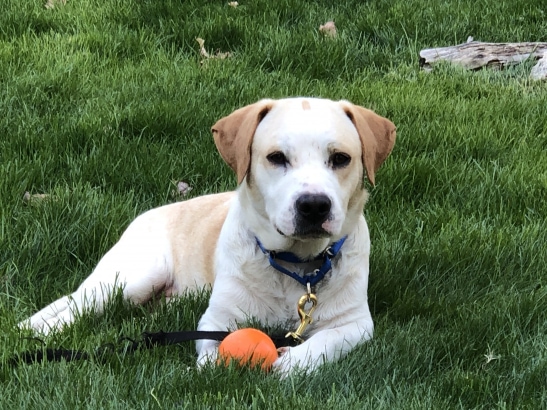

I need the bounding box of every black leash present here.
[10,330,299,367]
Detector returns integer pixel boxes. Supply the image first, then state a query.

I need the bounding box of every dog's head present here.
[212,98,396,242]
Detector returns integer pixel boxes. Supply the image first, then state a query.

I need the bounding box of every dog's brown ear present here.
[340,102,396,186]
[211,99,274,184]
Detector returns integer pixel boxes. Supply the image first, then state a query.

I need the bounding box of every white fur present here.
[20,97,393,376]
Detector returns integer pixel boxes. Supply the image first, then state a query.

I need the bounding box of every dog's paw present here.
[17,318,51,336]
[272,347,293,377]
[272,346,315,377]
[18,313,70,336]
[17,318,31,331]
[196,347,219,370]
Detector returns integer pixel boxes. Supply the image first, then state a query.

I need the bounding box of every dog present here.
[20,97,396,375]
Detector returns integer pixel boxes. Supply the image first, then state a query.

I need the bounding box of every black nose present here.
[295,194,332,224]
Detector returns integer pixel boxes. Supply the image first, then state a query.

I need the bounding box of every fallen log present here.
[419,41,547,80]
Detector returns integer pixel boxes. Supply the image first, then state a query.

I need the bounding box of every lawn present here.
[1,0,546,408]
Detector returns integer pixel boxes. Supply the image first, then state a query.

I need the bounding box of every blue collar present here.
[255,236,347,288]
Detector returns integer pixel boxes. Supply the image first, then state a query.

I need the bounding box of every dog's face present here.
[212,97,396,242]
[249,99,366,239]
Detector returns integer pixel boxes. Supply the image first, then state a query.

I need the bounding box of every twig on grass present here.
[196,38,232,63]
[319,21,337,38]
[45,0,66,9]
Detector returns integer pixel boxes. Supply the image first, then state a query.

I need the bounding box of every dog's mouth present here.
[275,225,330,239]
[275,225,331,239]
[294,225,331,239]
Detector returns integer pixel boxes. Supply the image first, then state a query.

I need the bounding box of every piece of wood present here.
[419,41,547,71]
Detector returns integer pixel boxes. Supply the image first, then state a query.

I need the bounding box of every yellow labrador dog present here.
[21,97,396,375]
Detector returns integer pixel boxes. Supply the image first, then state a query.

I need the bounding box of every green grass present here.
[1,0,547,408]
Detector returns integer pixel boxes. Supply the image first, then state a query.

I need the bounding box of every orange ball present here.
[218,328,278,371]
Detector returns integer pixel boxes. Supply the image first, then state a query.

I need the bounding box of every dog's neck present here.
[255,235,347,289]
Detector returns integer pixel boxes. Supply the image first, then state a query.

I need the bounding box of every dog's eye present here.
[330,152,351,169]
[267,152,288,166]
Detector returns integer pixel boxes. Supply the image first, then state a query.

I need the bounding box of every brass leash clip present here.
[285,291,318,344]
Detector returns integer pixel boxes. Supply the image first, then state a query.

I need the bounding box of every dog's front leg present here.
[273,318,374,376]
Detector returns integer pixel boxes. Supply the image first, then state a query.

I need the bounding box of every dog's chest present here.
[247,259,335,325]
